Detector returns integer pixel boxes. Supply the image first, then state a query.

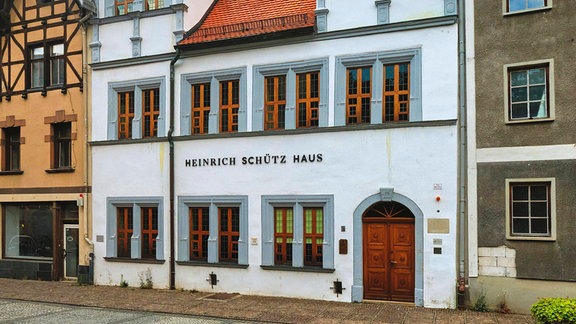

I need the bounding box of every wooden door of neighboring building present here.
[363,201,415,302]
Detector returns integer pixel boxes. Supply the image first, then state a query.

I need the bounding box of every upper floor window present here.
[115,0,133,15]
[108,78,166,140]
[504,60,554,123]
[191,83,210,134]
[30,43,64,89]
[145,0,164,10]
[114,0,165,15]
[2,127,20,172]
[264,76,286,130]
[506,178,556,241]
[335,49,422,126]
[220,80,239,133]
[296,71,320,128]
[506,0,550,13]
[52,122,71,169]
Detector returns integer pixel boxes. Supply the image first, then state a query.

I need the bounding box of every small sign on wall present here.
[427,218,450,234]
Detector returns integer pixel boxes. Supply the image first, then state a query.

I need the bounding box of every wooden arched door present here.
[363,201,415,302]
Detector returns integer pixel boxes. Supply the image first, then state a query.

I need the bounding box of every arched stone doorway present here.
[351,188,423,305]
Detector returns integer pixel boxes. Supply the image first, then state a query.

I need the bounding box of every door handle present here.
[62,249,67,259]
[390,260,398,265]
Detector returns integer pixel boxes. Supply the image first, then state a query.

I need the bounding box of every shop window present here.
[3,203,53,259]
[261,195,334,271]
[2,127,20,172]
[106,198,164,260]
[180,68,247,135]
[506,178,556,241]
[335,49,421,126]
[252,59,328,131]
[504,60,554,123]
[29,42,65,89]
[177,196,248,266]
[108,78,166,140]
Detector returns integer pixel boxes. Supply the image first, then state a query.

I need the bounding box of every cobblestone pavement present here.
[0,279,534,323]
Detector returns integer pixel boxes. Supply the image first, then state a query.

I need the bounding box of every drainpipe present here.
[457,0,468,309]
[168,48,181,290]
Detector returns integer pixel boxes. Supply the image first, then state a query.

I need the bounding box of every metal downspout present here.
[457,0,468,308]
[169,48,181,290]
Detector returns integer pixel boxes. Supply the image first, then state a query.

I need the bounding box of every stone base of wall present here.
[478,245,516,277]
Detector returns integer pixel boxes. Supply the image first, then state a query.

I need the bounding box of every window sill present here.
[260,265,335,273]
[506,117,554,125]
[0,170,23,176]
[176,261,248,269]
[45,167,75,174]
[506,235,556,242]
[504,6,552,16]
[104,257,165,264]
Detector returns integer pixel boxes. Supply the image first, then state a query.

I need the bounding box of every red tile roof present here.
[178,0,316,46]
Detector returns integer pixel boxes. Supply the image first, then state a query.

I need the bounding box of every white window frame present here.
[106,197,165,260]
[505,178,556,241]
[503,0,552,15]
[107,77,166,140]
[177,196,249,266]
[503,59,554,124]
[261,195,334,270]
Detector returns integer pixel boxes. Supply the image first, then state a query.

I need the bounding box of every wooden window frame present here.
[218,207,240,263]
[144,0,164,10]
[142,88,159,138]
[115,0,134,15]
[264,75,286,130]
[140,206,158,259]
[383,62,410,122]
[274,207,294,266]
[116,207,133,258]
[29,42,65,89]
[303,207,323,267]
[505,178,556,241]
[296,71,320,128]
[507,64,550,122]
[52,122,71,169]
[2,127,20,171]
[189,207,209,261]
[505,0,549,13]
[191,83,210,135]
[118,91,135,140]
[219,80,239,133]
[346,67,372,125]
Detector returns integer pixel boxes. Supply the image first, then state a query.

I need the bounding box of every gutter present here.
[168,48,181,290]
[457,0,468,308]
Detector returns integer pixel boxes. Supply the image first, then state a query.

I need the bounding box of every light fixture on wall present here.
[330,279,345,296]
[207,272,218,288]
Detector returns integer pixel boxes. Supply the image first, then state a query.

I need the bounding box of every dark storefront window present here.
[4,203,53,259]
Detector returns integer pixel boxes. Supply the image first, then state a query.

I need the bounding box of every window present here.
[505,0,550,13]
[145,0,164,11]
[220,80,239,133]
[112,0,166,15]
[191,83,210,134]
[252,59,328,131]
[262,195,334,270]
[2,127,20,171]
[30,42,64,89]
[505,61,553,122]
[335,49,421,126]
[52,122,71,169]
[296,71,320,128]
[180,68,247,135]
[108,78,166,140]
[177,196,248,266]
[506,178,556,241]
[115,0,133,15]
[4,203,53,259]
[346,67,372,125]
[384,63,410,122]
[106,198,164,260]
[264,76,286,130]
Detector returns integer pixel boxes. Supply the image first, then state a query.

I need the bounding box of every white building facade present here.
[90,0,462,308]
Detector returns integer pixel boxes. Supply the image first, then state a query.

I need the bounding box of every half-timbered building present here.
[0,0,94,280]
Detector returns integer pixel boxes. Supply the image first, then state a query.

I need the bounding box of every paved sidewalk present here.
[0,278,534,323]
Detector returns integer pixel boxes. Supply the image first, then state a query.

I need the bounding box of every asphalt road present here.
[0,299,258,324]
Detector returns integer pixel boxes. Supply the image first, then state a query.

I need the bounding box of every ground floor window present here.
[177,196,248,266]
[4,203,53,259]
[262,195,334,270]
[106,198,164,260]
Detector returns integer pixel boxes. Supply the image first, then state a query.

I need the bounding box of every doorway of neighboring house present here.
[363,201,415,302]
[63,224,79,279]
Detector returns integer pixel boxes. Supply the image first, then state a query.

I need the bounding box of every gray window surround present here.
[351,189,424,305]
[107,77,166,140]
[104,0,174,18]
[177,196,249,265]
[180,68,248,136]
[335,48,422,126]
[261,195,334,270]
[106,197,164,260]
[252,59,329,131]
[503,0,552,15]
